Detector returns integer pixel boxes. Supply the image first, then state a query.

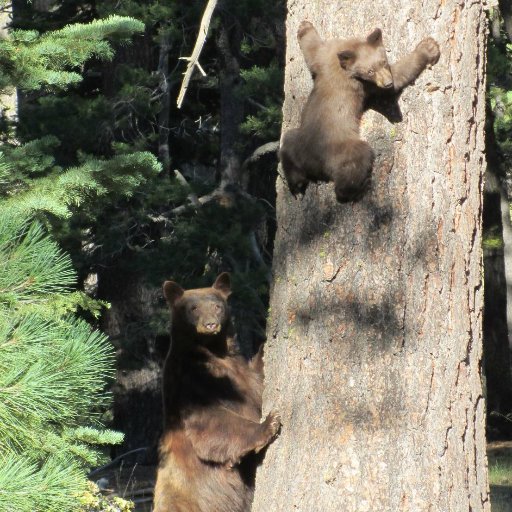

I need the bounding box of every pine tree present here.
[0,12,160,512]
[0,214,122,512]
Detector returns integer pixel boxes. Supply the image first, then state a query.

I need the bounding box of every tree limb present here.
[88,447,148,477]
[241,141,279,171]
[176,0,218,109]
[174,169,200,207]
[170,187,225,215]
[166,183,258,216]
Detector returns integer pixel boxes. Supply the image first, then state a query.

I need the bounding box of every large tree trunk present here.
[253,1,489,511]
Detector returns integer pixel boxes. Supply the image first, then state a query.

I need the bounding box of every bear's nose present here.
[383,81,393,89]
[205,322,218,331]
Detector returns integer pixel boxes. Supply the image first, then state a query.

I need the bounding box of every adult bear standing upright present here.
[280,21,440,202]
[153,273,280,512]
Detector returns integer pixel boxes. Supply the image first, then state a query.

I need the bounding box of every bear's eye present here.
[191,305,198,312]
[215,304,221,311]
[368,69,375,76]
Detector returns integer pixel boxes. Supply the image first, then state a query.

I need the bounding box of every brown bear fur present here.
[153,273,280,512]
[280,22,440,202]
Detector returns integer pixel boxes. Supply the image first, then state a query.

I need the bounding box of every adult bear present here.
[153,273,280,512]
[280,21,440,202]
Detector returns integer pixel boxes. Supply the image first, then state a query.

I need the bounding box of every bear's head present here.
[337,28,393,89]
[163,273,231,336]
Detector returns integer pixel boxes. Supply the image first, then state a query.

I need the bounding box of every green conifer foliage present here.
[0,11,158,512]
[0,217,124,512]
[0,15,145,91]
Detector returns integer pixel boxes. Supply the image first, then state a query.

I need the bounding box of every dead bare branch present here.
[170,188,220,215]
[88,447,148,478]
[176,0,218,109]
[174,169,200,207]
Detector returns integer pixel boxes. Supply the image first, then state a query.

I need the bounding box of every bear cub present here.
[153,273,280,512]
[280,22,440,202]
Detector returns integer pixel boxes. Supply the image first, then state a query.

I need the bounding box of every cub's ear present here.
[337,50,356,69]
[212,272,231,298]
[163,281,184,307]
[366,28,383,46]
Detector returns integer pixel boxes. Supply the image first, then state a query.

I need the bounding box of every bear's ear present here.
[212,272,231,298]
[163,281,184,306]
[337,50,356,69]
[366,28,382,46]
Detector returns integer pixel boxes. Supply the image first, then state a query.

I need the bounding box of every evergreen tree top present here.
[0,15,145,91]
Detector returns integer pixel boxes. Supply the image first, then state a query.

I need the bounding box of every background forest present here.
[0,0,511,510]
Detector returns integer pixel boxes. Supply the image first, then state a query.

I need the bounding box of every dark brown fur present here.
[280,21,440,202]
[153,273,280,512]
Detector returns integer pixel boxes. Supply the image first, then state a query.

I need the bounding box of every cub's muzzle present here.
[375,69,393,89]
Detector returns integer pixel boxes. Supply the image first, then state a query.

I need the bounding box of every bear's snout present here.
[196,319,221,335]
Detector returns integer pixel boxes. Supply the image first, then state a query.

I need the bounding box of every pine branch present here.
[1,16,144,91]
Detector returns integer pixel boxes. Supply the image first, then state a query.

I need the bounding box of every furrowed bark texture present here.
[253,2,489,511]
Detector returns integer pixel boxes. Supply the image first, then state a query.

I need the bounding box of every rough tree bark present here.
[253,1,489,511]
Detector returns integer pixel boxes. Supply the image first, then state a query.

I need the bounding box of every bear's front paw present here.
[254,411,281,454]
[265,411,282,438]
[298,20,315,39]
[416,37,440,66]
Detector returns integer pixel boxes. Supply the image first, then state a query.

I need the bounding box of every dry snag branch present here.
[176,0,218,109]
[253,1,489,511]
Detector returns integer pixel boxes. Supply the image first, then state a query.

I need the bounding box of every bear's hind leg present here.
[329,139,374,202]
[280,129,309,197]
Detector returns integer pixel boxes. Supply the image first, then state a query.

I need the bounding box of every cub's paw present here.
[416,37,440,66]
[291,187,307,199]
[298,20,315,39]
[286,178,308,198]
